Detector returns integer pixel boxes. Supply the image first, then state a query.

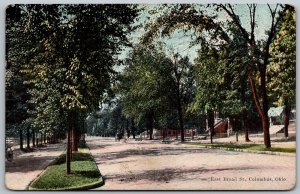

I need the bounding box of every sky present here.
[116,4,280,71]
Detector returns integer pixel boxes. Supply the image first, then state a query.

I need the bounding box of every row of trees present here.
[6,4,139,173]
[116,4,295,147]
[82,4,295,148]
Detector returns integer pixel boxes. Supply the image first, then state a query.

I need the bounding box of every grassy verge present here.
[185,142,296,153]
[29,146,102,190]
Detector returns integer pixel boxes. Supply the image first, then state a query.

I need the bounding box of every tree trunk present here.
[147,110,154,140]
[126,118,130,138]
[177,104,184,142]
[71,111,78,152]
[66,128,71,174]
[32,129,35,147]
[19,129,23,150]
[26,127,30,149]
[66,111,74,175]
[208,110,214,144]
[243,112,250,142]
[249,75,271,148]
[72,126,78,151]
[260,65,270,130]
[146,129,149,139]
[131,118,136,139]
[44,132,46,144]
[284,104,291,138]
[241,79,250,142]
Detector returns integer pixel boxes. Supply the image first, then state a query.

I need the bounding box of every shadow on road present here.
[5,143,66,173]
[94,147,238,164]
[104,166,261,183]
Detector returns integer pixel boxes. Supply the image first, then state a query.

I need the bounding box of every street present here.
[86,136,296,190]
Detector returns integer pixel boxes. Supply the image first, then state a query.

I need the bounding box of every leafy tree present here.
[192,45,221,143]
[268,5,296,137]
[120,44,195,142]
[214,4,289,148]
[120,45,171,140]
[6,4,138,174]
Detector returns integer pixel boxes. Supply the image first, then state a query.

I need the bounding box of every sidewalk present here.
[5,141,66,190]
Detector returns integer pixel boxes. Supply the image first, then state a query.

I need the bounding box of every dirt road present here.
[86,137,296,190]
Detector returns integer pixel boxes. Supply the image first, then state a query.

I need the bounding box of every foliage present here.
[268,6,296,107]
[141,4,290,147]
[119,44,196,139]
[6,4,139,139]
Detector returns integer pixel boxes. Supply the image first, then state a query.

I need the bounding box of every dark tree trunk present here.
[66,111,74,175]
[19,129,23,150]
[284,104,291,138]
[44,132,46,144]
[249,75,271,148]
[242,112,250,142]
[260,66,270,130]
[72,126,78,151]
[66,128,71,174]
[146,129,149,139]
[126,118,130,138]
[241,79,250,142]
[131,118,136,139]
[208,110,215,144]
[178,107,184,142]
[26,127,30,149]
[71,111,78,152]
[32,129,35,147]
[147,110,154,140]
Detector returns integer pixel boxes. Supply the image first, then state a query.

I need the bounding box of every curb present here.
[28,177,104,191]
[85,142,106,189]
[184,144,295,156]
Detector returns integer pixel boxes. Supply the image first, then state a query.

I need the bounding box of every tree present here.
[268,5,296,137]
[142,4,289,148]
[192,45,221,143]
[6,4,138,174]
[214,4,288,148]
[6,5,25,149]
[120,45,171,140]
[120,44,195,142]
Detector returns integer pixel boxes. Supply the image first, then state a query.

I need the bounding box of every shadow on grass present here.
[30,148,102,190]
[72,170,100,178]
[186,142,296,153]
[55,152,93,165]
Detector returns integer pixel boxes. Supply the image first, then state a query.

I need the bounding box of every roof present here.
[268,106,284,117]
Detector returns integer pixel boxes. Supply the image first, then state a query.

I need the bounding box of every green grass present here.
[185,142,296,153]
[29,147,102,190]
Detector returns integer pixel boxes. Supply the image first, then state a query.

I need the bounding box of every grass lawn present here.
[185,142,296,153]
[29,146,102,190]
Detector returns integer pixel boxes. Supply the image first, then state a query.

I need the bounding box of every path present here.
[87,136,295,190]
[5,141,66,190]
